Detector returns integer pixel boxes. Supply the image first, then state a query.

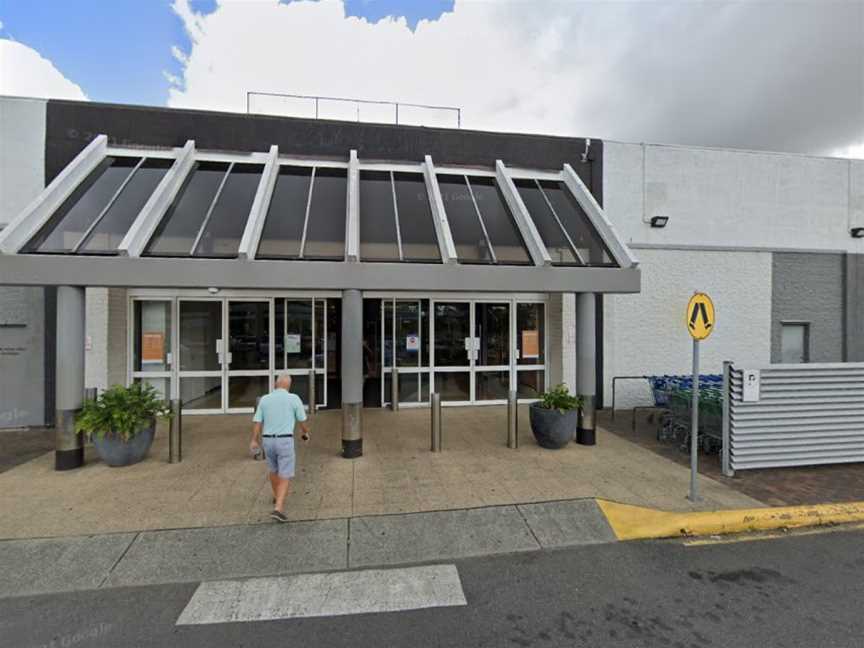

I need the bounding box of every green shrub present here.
[538,383,583,413]
[75,383,172,442]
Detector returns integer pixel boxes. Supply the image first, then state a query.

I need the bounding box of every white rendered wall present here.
[603,249,772,409]
[604,141,864,254]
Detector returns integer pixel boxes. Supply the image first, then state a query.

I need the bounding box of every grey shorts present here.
[262,436,296,479]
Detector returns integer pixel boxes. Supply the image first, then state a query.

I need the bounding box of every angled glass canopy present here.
[5,139,633,274]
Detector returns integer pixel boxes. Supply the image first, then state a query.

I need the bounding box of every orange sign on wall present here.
[522,330,539,359]
[142,332,165,363]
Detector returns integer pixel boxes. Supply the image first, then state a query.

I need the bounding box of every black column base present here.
[55,447,84,471]
[576,427,596,446]
[342,438,363,458]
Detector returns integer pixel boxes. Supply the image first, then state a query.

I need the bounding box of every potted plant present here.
[529,384,583,449]
[75,383,172,467]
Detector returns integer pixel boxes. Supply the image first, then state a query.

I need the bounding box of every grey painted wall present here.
[847,254,864,362]
[771,252,846,363]
[0,97,47,427]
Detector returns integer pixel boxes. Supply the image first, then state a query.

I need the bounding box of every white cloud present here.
[167,0,864,156]
[0,39,87,101]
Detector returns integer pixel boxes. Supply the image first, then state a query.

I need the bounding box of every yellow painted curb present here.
[596,499,864,541]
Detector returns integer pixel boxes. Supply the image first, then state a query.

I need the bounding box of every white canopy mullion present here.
[495,160,552,267]
[422,155,457,264]
[345,149,360,262]
[238,145,279,260]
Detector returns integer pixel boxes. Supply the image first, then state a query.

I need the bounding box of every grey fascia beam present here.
[0,134,107,255]
[496,160,552,267]
[118,140,196,258]
[238,145,279,260]
[346,149,360,262]
[422,155,458,264]
[0,254,641,293]
[562,163,639,268]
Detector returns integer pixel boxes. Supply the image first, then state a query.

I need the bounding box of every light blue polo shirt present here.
[253,388,307,437]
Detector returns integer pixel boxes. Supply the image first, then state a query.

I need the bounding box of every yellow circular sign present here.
[686,292,715,340]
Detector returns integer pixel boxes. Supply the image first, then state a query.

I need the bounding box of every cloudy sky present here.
[1,0,862,157]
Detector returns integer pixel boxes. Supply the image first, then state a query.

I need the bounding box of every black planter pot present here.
[91,419,156,467]
[529,403,579,449]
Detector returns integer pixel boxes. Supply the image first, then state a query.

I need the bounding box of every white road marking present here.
[175,564,467,625]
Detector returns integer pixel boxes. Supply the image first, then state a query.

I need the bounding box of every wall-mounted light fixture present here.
[650,215,669,228]
[851,227,864,239]
[207,287,220,294]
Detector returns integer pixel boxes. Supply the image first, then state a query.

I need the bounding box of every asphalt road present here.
[3,527,863,648]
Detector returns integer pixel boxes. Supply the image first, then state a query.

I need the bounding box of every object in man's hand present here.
[302,433,310,442]
[251,447,264,461]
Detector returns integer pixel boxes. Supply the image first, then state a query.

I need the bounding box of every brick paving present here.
[601,409,864,506]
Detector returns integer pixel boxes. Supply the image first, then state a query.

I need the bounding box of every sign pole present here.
[689,337,700,502]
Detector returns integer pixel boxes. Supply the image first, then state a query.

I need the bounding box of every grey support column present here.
[341,289,363,458]
[576,292,597,445]
[55,286,85,470]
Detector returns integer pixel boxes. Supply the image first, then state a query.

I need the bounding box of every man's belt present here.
[262,434,293,438]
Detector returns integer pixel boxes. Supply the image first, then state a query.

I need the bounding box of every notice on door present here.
[285,334,302,354]
[142,332,165,364]
[522,330,539,359]
[406,335,419,352]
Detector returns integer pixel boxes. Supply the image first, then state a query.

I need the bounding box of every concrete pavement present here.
[0,498,616,598]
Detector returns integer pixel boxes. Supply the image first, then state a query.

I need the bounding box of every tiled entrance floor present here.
[0,406,760,539]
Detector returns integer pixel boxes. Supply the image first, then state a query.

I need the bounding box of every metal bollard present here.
[507,390,519,448]
[430,392,442,452]
[308,369,316,417]
[168,398,182,463]
[391,367,399,412]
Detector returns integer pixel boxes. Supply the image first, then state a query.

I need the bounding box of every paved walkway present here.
[0,498,619,598]
[602,410,864,506]
[0,406,760,540]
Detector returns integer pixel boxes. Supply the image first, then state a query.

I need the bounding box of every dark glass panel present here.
[285,299,312,369]
[516,370,545,399]
[257,166,312,259]
[228,376,270,409]
[436,174,492,264]
[228,301,269,371]
[145,161,229,256]
[514,178,580,265]
[397,372,420,402]
[359,170,400,261]
[181,377,222,410]
[467,176,531,265]
[134,377,170,401]
[25,157,140,253]
[314,299,325,369]
[79,158,173,254]
[395,300,420,367]
[383,300,393,368]
[304,167,347,259]
[274,299,285,370]
[476,371,510,401]
[516,303,545,365]
[540,180,615,266]
[179,301,222,371]
[393,172,440,262]
[434,372,470,401]
[433,302,470,367]
[194,163,263,258]
[475,302,510,366]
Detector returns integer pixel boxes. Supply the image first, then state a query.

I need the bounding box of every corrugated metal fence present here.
[722,362,864,475]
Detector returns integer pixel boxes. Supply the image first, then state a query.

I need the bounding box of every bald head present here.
[275,374,292,390]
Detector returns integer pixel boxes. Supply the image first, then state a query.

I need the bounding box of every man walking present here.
[250,374,311,522]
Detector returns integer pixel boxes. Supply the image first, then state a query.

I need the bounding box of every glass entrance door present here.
[382,299,430,407]
[226,300,271,411]
[474,302,510,401]
[432,301,473,403]
[275,298,326,408]
[178,299,224,412]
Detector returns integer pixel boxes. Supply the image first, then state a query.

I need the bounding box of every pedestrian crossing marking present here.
[175,564,467,625]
